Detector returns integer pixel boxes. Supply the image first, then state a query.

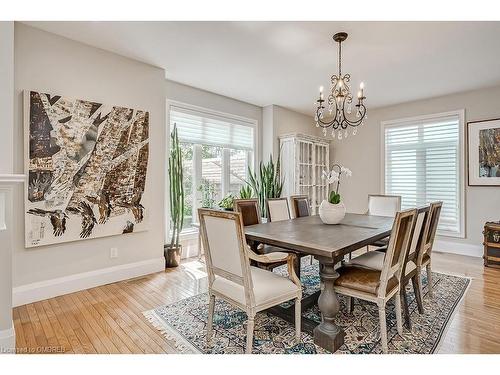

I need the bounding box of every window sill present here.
[437,230,465,239]
[180,229,199,240]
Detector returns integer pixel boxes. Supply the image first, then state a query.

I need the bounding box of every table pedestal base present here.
[264,257,346,352]
[313,258,345,352]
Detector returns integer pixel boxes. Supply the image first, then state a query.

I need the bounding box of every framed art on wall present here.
[467,118,500,186]
[24,90,150,248]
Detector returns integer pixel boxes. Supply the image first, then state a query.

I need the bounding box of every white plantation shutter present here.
[170,106,254,151]
[384,113,463,236]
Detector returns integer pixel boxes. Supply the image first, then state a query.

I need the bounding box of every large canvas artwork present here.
[468,118,500,186]
[24,90,150,248]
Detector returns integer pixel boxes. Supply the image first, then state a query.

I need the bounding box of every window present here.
[201,144,223,205]
[382,111,464,237]
[170,103,256,232]
[229,149,250,196]
[180,143,194,229]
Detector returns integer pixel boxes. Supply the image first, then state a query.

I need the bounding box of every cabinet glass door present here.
[297,140,313,199]
[313,143,329,214]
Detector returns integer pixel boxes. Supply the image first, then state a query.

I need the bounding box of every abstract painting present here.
[468,118,500,186]
[24,90,149,247]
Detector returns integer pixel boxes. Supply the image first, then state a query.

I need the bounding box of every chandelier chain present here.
[338,40,342,77]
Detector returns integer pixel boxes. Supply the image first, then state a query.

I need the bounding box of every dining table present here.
[244,213,394,352]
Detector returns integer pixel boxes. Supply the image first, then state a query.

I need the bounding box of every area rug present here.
[143,260,470,354]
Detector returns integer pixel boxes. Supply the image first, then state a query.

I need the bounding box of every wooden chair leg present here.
[346,296,354,314]
[294,256,301,281]
[246,314,255,354]
[426,264,433,298]
[295,298,301,342]
[378,304,388,354]
[401,287,411,330]
[207,294,215,344]
[411,274,424,314]
[394,293,403,336]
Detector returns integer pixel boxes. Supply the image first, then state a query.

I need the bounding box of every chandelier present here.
[314,32,367,140]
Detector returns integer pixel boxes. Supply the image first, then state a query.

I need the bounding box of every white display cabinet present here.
[279,133,330,214]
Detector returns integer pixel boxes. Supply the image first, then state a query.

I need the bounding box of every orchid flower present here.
[322,169,339,184]
[323,164,352,203]
[340,166,352,177]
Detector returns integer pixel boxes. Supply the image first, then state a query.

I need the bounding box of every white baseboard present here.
[434,239,483,258]
[13,257,165,307]
[0,324,15,354]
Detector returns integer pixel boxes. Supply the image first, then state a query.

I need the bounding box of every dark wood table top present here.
[244,213,394,260]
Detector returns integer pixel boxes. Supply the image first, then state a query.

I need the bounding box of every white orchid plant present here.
[322,164,352,204]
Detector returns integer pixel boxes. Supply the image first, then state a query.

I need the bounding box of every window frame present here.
[380,109,466,238]
[166,100,258,238]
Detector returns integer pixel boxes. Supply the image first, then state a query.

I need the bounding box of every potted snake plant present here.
[247,153,284,219]
[165,124,184,268]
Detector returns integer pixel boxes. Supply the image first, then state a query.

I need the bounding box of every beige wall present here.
[0,22,14,175]
[332,85,500,254]
[262,105,274,160]
[12,24,166,287]
[263,104,323,161]
[0,22,16,348]
[0,186,14,344]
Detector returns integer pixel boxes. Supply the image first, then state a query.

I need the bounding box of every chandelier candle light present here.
[315,32,367,140]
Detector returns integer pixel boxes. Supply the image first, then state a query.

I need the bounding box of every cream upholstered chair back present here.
[368,194,401,217]
[266,198,290,222]
[198,209,254,304]
[378,208,417,297]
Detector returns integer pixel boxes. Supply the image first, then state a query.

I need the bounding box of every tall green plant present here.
[247,153,284,218]
[169,124,184,249]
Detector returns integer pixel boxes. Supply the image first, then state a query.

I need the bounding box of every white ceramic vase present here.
[319,200,346,224]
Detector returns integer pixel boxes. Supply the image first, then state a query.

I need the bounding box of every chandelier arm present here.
[341,103,367,127]
[315,92,341,128]
[315,111,338,128]
[316,98,366,129]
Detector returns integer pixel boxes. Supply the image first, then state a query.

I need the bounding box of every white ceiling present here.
[25,21,500,114]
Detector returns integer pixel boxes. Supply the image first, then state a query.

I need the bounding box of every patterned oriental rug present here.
[144,260,470,354]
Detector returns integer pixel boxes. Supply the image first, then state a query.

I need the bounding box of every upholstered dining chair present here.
[289,195,311,219]
[234,198,289,270]
[233,198,262,227]
[418,201,442,298]
[198,209,302,354]
[266,197,291,222]
[289,195,314,265]
[347,205,431,329]
[367,194,402,217]
[333,208,417,353]
[367,194,402,250]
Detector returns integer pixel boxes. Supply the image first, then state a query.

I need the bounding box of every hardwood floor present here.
[12,251,500,354]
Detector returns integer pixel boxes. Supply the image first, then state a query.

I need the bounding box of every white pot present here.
[319,200,346,224]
